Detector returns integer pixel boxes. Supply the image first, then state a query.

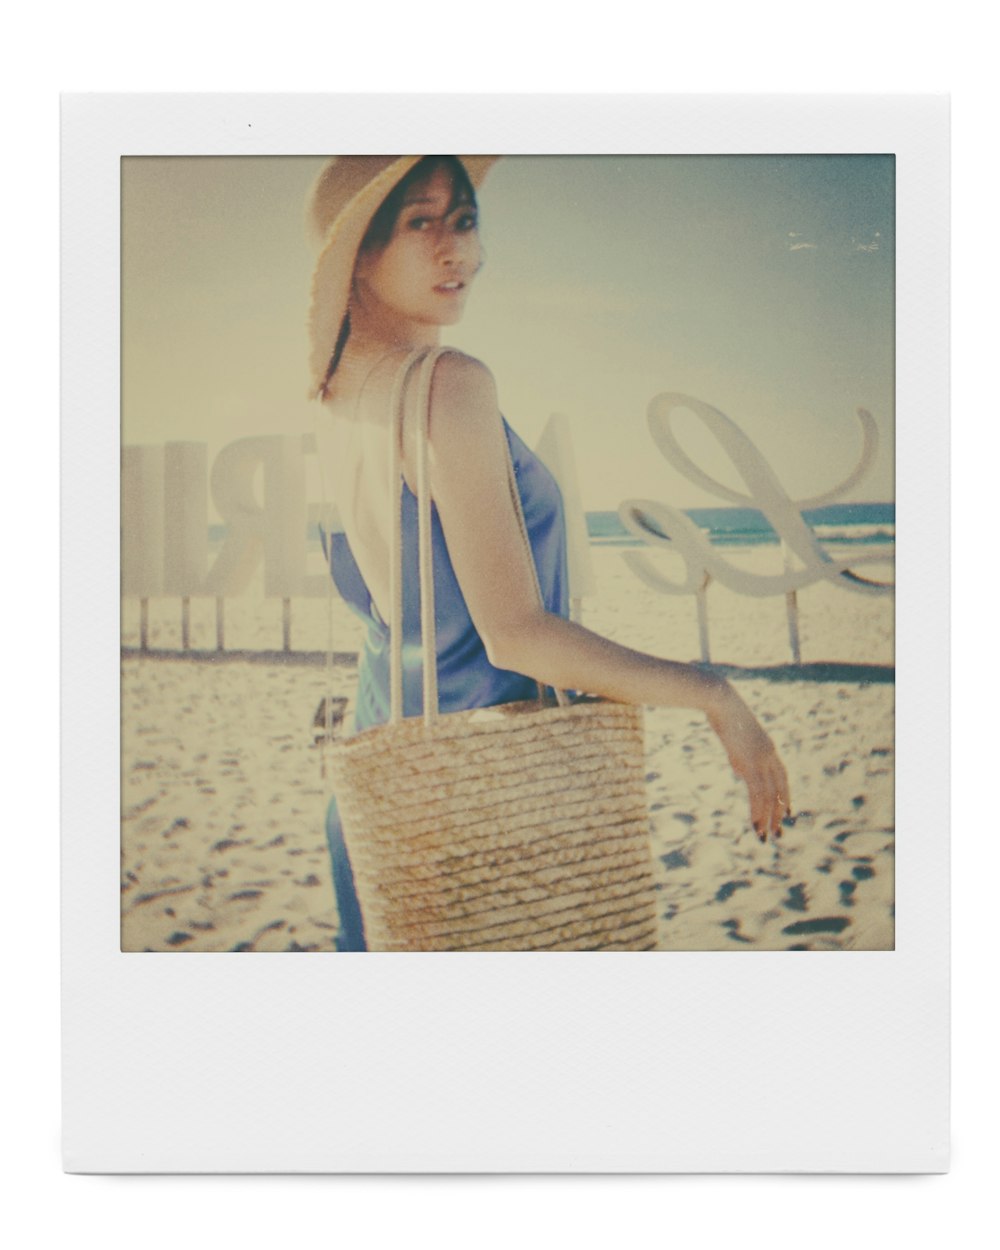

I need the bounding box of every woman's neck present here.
[347,299,440,360]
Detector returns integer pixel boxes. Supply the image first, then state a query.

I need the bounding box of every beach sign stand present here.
[620,394,893,664]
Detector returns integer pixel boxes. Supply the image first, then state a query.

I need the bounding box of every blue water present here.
[589,502,894,548]
[210,502,894,552]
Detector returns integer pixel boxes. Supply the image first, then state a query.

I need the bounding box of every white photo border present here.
[62,94,948,1173]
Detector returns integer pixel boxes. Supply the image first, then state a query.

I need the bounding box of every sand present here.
[121,544,895,952]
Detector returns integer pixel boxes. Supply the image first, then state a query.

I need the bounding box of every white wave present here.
[811,524,895,543]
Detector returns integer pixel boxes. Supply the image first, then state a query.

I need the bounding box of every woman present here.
[307,155,790,951]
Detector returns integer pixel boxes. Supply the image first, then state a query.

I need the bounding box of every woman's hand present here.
[706,687,791,842]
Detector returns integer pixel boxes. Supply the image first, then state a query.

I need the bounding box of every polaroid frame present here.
[62,94,948,1172]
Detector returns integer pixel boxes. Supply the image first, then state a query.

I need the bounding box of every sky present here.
[122,154,894,511]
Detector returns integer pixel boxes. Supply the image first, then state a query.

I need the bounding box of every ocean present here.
[587,502,894,549]
[209,502,894,553]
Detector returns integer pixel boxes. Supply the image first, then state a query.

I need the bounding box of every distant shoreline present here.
[205,502,897,551]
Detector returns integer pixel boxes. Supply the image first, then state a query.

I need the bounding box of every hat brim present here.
[307,156,498,397]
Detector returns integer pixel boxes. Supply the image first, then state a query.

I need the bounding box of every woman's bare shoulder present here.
[431,346,495,383]
[423,350,499,435]
[397,350,504,482]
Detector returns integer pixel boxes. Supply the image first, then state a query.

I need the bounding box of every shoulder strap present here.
[387,350,425,723]
[389,347,569,726]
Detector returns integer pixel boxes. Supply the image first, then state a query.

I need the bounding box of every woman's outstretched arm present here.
[408,352,791,841]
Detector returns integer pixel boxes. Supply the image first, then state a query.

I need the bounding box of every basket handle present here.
[388,347,569,726]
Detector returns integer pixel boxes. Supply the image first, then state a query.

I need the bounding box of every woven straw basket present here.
[324,349,658,951]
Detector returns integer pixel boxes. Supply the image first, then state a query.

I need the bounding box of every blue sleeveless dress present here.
[325,418,569,950]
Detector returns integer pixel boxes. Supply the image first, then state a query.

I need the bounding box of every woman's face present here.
[353,165,482,328]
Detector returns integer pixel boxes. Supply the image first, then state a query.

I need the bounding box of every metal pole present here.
[181,597,190,651]
[695,574,711,664]
[785,589,802,664]
[215,597,225,651]
[139,599,149,652]
[282,598,292,652]
[781,540,802,664]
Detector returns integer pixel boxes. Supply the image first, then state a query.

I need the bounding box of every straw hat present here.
[304,155,499,397]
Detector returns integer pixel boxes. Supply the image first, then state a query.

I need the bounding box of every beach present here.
[121,543,895,953]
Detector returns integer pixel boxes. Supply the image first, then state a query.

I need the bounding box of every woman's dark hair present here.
[319,157,478,397]
[358,155,477,254]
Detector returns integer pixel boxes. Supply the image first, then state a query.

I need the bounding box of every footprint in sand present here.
[715,880,751,903]
[783,883,808,912]
[721,918,753,944]
[782,916,850,937]
[210,838,249,853]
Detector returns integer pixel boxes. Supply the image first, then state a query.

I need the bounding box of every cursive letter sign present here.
[619,394,893,663]
[619,393,894,600]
